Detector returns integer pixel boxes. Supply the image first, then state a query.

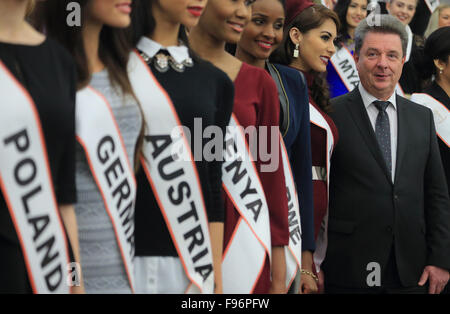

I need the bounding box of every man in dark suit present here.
[322,14,450,294]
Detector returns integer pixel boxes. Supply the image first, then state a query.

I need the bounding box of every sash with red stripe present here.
[0,60,71,294]
[75,86,137,292]
[128,47,214,294]
[221,115,272,294]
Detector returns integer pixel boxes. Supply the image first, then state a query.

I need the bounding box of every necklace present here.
[139,50,194,73]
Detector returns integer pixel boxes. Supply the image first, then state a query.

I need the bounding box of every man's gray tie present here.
[373,100,392,176]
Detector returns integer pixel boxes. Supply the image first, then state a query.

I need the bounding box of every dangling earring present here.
[293,43,299,58]
[439,68,443,75]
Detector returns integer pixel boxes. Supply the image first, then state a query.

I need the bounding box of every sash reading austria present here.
[221,114,272,294]
[128,48,214,294]
[76,87,137,292]
[330,46,405,96]
[309,104,335,272]
[0,61,70,293]
[410,93,450,147]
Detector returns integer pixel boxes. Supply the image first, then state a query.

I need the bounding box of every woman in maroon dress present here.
[271,0,340,293]
[190,0,290,294]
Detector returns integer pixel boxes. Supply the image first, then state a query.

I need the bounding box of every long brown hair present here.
[34,0,144,171]
[271,4,340,113]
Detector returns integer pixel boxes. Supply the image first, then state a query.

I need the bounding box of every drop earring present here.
[439,68,443,74]
[293,43,299,58]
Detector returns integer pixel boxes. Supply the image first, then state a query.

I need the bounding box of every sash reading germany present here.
[410,93,450,147]
[0,60,70,293]
[128,49,214,294]
[76,87,137,292]
[280,135,302,293]
[309,104,335,272]
[222,115,272,294]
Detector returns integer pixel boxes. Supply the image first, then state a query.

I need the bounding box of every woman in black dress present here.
[412,26,450,197]
[411,26,450,295]
[0,0,82,293]
[129,0,234,293]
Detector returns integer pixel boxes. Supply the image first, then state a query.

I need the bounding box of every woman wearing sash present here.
[36,0,143,293]
[326,0,368,98]
[412,26,450,295]
[235,0,315,293]
[0,0,82,293]
[129,0,234,294]
[271,1,340,293]
[386,0,424,94]
[424,3,450,38]
[413,27,450,200]
[190,0,291,294]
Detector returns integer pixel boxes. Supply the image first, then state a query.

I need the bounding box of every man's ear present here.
[289,27,303,46]
[353,52,360,64]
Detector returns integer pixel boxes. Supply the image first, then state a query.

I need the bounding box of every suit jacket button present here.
[394,194,399,200]
[387,226,393,233]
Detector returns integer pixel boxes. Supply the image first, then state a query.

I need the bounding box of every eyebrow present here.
[367,48,400,54]
[252,13,268,18]
[321,31,332,36]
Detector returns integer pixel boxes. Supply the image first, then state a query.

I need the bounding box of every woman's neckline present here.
[0,37,47,48]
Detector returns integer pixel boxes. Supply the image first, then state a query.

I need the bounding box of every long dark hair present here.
[34,0,134,92]
[333,0,367,47]
[129,0,198,60]
[270,4,340,113]
[34,0,144,171]
[417,26,450,89]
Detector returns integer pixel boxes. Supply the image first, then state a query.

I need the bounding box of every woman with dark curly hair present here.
[270,0,340,293]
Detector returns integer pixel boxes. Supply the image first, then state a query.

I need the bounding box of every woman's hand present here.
[298,272,318,294]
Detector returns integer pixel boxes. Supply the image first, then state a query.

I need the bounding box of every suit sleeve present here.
[291,81,315,252]
[424,110,450,270]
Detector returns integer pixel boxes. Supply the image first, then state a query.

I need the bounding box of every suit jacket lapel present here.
[344,88,393,183]
[394,95,407,184]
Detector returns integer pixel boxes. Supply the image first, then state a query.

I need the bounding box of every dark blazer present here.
[322,88,450,288]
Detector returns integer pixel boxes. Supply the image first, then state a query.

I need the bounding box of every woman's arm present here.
[59,204,85,294]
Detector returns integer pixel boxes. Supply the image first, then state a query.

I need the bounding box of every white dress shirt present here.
[358,84,398,181]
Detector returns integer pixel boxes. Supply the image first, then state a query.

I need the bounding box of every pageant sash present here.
[0,61,70,294]
[309,104,335,272]
[221,114,272,294]
[330,47,405,96]
[76,87,137,292]
[425,0,440,13]
[280,135,302,293]
[128,50,214,294]
[405,25,413,63]
[411,93,450,147]
[330,46,359,93]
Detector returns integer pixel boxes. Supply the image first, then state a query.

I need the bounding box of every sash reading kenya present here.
[330,46,405,96]
[0,60,71,293]
[128,49,214,294]
[221,114,272,294]
[280,134,302,293]
[309,104,335,272]
[76,86,137,292]
[410,93,449,147]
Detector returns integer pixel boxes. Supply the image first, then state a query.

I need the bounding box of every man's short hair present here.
[354,14,408,57]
